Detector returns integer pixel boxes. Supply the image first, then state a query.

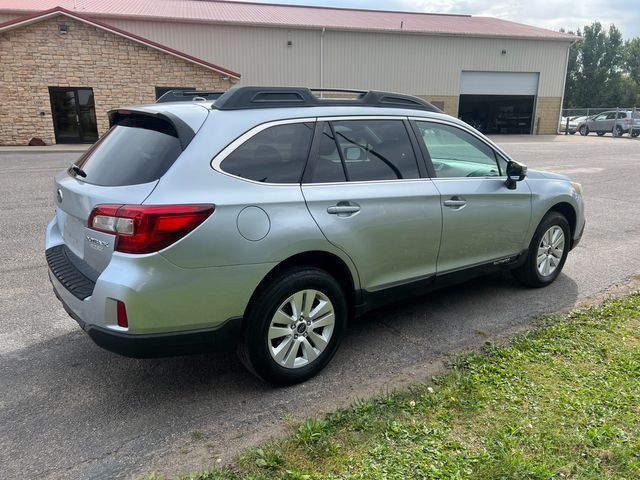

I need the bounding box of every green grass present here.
[147,292,640,480]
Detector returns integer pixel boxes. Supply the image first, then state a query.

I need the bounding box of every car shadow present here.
[0,270,578,479]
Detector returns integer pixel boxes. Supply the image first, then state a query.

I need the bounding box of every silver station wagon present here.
[46,87,585,385]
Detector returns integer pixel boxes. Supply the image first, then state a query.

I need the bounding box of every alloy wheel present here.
[537,226,565,277]
[267,289,335,369]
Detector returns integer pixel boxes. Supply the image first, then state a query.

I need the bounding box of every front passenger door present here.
[590,112,611,133]
[413,120,532,273]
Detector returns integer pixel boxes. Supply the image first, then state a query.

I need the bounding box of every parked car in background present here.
[577,110,640,137]
[45,86,586,385]
[559,115,588,134]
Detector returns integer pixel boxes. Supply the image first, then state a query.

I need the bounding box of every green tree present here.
[563,22,640,108]
[624,38,640,84]
[562,29,581,108]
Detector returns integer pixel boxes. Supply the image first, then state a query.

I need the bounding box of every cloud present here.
[239,0,640,38]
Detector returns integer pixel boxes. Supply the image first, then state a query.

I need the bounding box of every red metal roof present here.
[0,0,575,40]
[0,6,241,78]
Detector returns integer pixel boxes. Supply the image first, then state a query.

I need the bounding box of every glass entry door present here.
[49,87,99,144]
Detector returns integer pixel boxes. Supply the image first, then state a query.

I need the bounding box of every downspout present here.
[320,27,325,95]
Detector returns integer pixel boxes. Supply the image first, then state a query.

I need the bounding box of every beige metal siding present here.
[323,32,567,97]
[104,19,569,98]
[105,19,320,87]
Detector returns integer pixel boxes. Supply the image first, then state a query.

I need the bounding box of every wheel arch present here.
[547,202,577,246]
[245,250,360,319]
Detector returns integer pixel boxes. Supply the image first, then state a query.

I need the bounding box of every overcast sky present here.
[242,0,640,38]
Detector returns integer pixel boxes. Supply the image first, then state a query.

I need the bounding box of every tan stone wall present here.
[0,16,237,145]
[534,96,562,135]
[418,95,459,117]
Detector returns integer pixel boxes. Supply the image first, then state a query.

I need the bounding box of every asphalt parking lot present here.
[1,134,639,479]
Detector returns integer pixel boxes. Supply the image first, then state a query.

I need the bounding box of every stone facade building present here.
[0,8,239,145]
[0,2,576,142]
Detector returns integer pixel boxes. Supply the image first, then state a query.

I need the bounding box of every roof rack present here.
[156,90,225,103]
[212,86,441,112]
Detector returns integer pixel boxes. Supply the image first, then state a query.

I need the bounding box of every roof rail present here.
[212,86,441,112]
[156,90,225,103]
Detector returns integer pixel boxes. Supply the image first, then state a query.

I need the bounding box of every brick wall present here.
[0,16,237,145]
[534,96,562,135]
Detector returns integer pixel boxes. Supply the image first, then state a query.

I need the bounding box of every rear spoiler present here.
[155,90,225,103]
[108,109,195,150]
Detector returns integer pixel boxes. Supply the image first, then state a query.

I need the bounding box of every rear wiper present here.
[69,164,87,178]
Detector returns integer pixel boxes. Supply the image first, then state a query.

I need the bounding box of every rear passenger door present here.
[413,120,531,273]
[590,112,611,132]
[301,118,442,292]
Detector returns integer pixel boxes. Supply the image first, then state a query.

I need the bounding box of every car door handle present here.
[327,204,360,215]
[443,197,467,208]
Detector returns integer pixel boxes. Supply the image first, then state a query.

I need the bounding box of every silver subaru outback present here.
[46,87,585,385]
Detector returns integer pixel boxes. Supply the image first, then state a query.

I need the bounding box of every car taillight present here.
[88,204,215,254]
[116,300,128,328]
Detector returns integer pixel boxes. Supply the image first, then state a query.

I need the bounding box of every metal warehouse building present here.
[0,0,575,145]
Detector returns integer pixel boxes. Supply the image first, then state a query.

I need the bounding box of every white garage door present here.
[460,71,539,96]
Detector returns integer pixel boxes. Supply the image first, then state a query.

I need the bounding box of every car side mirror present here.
[344,146,362,161]
[505,161,527,190]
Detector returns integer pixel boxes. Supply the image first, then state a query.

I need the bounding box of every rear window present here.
[74,115,182,186]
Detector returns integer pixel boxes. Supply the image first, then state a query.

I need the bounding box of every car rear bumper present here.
[51,278,242,357]
[48,258,244,357]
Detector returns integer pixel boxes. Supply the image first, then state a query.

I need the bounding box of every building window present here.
[155,87,195,100]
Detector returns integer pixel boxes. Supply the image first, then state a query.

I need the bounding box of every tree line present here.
[563,22,640,108]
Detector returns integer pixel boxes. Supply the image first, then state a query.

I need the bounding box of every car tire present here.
[613,125,624,137]
[512,211,571,288]
[597,131,606,136]
[237,267,347,386]
[579,125,589,136]
[632,131,640,138]
[569,131,576,135]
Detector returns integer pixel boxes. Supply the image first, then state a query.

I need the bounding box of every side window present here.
[329,120,420,181]
[416,121,501,178]
[306,124,347,183]
[594,113,608,121]
[220,122,314,183]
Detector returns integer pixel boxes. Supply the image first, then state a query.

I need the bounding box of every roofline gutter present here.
[0,8,578,42]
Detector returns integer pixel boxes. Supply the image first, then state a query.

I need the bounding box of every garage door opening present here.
[458,95,535,134]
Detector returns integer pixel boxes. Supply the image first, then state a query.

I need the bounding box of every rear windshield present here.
[74,115,182,186]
